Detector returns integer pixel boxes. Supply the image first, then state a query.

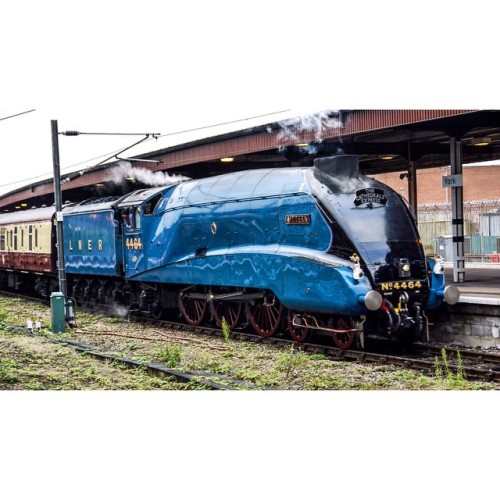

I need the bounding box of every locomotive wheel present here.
[178,292,207,326]
[245,296,283,338]
[287,310,310,343]
[332,317,355,350]
[210,300,242,330]
[151,306,164,320]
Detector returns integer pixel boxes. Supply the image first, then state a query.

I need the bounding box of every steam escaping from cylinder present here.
[111,161,191,187]
[276,109,342,144]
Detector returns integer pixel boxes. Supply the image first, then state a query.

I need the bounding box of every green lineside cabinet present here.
[50,291,66,333]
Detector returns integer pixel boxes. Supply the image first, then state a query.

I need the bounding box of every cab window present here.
[134,207,141,230]
[121,207,141,231]
[143,194,162,216]
[121,208,133,229]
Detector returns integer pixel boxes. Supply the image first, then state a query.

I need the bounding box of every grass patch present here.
[155,344,182,368]
[434,348,468,390]
[1,295,499,391]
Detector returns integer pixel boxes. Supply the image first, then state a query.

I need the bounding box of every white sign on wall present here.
[442,174,463,188]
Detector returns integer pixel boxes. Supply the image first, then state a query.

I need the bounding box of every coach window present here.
[35,227,38,249]
[28,225,33,251]
[14,227,18,250]
[0,228,5,251]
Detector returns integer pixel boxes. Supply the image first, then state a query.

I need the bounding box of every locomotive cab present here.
[117,187,167,277]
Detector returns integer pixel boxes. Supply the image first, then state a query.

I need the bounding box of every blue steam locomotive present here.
[0,155,458,348]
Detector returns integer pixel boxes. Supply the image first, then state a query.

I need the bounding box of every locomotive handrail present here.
[155,191,309,216]
[181,289,265,302]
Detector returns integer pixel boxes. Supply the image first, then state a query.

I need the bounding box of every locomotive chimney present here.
[314,155,359,178]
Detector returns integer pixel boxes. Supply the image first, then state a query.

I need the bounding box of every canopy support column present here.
[450,137,465,283]
[408,161,418,219]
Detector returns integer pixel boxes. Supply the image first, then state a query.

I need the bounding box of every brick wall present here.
[373,165,500,204]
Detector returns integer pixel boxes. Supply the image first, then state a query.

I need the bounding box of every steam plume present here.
[111,161,191,186]
[276,109,342,143]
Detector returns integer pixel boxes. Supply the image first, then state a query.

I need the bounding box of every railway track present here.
[129,313,500,383]
[2,323,261,390]
[3,290,500,385]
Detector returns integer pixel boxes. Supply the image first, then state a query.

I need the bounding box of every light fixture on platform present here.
[220,157,234,162]
[471,137,491,147]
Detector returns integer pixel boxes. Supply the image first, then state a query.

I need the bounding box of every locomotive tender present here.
[0,155,458,349]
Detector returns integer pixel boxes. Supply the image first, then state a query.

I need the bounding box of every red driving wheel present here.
[245,297,283,337]
[210,300,242,330]
[332,317,355,350]
[179,292,207,326]
[287,310,311,343]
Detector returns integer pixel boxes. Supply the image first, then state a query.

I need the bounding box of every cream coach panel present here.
[0,221,52,254]
[36,222,53,254]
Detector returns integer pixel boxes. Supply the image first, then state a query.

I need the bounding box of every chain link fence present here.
[417,200,500,262]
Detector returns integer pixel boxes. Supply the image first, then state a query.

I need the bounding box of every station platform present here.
[433,264,500,348]
[444,263,500,305]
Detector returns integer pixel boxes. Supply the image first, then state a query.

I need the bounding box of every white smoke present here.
[111,161,191,187]
[111,303,131,319]
[276,109,342,144]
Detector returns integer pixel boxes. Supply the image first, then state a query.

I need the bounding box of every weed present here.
[309,354,328,361]
[0,357,19,384]
[434,355,443,381]
[2,373,20,383]
[231,365,280,387]
[213,362,232,375]
[434,348,468,389]
[373,365,393,372]
[416,375,433,388]
[221,316,231,344]
[156,344,182,368]
[305,372,337,390]
[392,370,415,381]
[234,368,262,383]
[276,345,309,379]
[0,358,17,369]
[456,351,465,383]
[0,309,8,323]
[22,381,45,390]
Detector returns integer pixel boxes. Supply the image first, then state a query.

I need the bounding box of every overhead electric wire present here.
[0,108,36,121]
[0,108,291,191]
[155,108,291,139]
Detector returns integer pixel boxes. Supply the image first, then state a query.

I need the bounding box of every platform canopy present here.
[1,109,500,211]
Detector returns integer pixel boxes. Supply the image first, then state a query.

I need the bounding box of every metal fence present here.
[417,200,500,263]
